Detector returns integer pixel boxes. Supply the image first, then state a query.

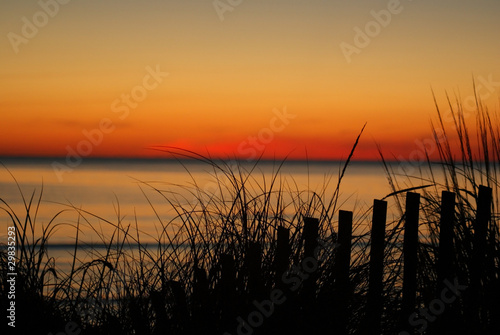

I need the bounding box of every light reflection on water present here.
[1,158,407,270]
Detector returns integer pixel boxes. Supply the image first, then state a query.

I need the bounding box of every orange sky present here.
[1,0,499,161]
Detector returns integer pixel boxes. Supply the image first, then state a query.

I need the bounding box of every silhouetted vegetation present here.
[1,94,499,334]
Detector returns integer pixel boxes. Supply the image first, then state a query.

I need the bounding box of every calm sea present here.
[1,158,397,271]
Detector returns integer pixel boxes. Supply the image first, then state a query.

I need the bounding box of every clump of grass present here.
[1,126,372,334]
[1,89,498,334]
[0,169,68,333]
[380,90,500,333]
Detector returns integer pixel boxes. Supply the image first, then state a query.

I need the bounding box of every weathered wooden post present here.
[471,185,492,283]
[366,199,387,334]
[437,191,456,285]
[303,217,319,259]
[221,253,236,294]
[468,185,492,330]
[302,217,319,302]
[150,289,169,334]
[220,253,236,331]
[400,192,420,330]
[192,265,210,332]
[433,191,456,334]
[166,280,189,331]
[269,226,293,334]
[246,241,263,298]
[275,226,290,288]
[334,210,353,335]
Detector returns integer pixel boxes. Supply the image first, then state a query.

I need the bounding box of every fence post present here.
[333,210,353,335]
[166,281,189,331]
[221,253,236,294]
[220,253,236,331]
[270,226,295,334]
[468,185,492,330]
[400,192,420,331]
[437,191,456,285]
[302,217,319,302]
[366,199,387,334]
[303,217,319,259]
[433,191,456,334]
[192,265,210,332]
[275,226,290,288]
[246,241,263,298]
[471,185,492,283]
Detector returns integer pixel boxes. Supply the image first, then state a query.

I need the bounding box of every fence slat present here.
[246,241,263,297]
[367,199,387,334]
[220,253,236,330]
[333,210,353,335]
[271,226,294,334]
[437,191,456,285]
[472,185,492,280]
[303,216,319,259]
[468,185,492,330]
[192,266,210,332]
[432,191,457,334]
[275,226,290,288]
[336,210,353,289]
[400,192,420,331]
[302,217,319,301]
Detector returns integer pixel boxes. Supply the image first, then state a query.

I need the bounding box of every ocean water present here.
[0,158,396,271]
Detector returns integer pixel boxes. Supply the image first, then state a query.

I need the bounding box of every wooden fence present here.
[151,186,497,334]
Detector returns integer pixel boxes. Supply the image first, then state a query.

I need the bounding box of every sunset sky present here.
[1,0,499,160]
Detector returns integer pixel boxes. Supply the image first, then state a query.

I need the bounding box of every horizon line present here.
[0,155,410,164]
[0,155,480,165]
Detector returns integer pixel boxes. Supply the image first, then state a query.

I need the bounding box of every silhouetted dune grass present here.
[1,94,499,334]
